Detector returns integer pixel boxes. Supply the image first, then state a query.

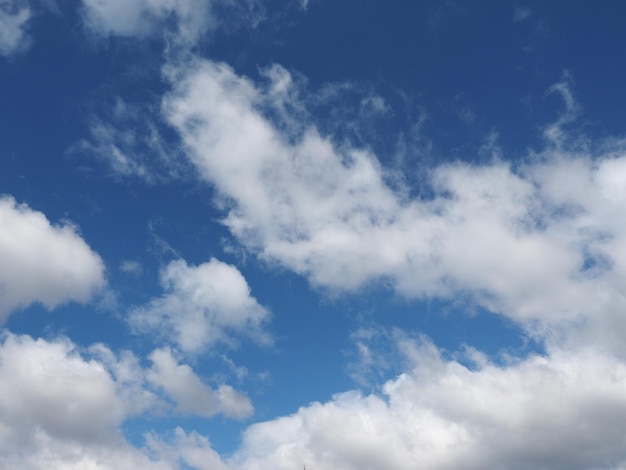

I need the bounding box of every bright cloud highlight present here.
[0,196,106,321]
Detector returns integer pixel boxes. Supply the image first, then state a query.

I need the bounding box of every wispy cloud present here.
[513,6,532,23]
[73,97,190,184]
[0,0,32,57]
[80,0,216,46]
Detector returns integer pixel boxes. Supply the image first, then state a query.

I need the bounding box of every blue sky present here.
[3,1,626,468]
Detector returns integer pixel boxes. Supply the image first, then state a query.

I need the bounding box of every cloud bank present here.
[229,338,626,470]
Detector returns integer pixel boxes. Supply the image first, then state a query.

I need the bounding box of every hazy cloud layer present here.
[81,0,216,45]
[0,332,254,469]
[0,0,31,56]
[0,196,106,321]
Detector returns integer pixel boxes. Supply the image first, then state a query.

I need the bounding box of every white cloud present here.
[145,427,230,470]
[0,0,32,57]
[0,332,168,470]
[147,347,253,419]
[0,332,255,468]
[227,338,626,470]
[81,0,216,45]
[0,196,106,321]
[162,59,626,347]
[130,258,271,354]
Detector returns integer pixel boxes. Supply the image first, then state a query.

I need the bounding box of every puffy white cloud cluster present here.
[148,57,626,468]
[0,331,254,469]
[0,196,106,321]
[130,258,271,354]
[0,194,261,466]
[0,0,31,56]
[163,58,626,348]
[0,332,164,469]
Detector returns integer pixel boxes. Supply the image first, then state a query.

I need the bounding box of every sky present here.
[3,0,626,468]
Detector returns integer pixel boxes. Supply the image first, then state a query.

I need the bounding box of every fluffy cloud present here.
[138,335,626,470]
[162,58,626,347]
[227,338,626,470]
[0,332,258,469]
[0,0,31,56]
[147,347,253,419]
[130,258,271,354]
[0,196,106,321]
[75,98,189,184]
[0,333,126,443]
[0,332,169,469]
[145,427,230,470]
[5,330,626,470]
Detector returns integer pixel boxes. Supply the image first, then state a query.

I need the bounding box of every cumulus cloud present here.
[130,258,271,354]
[162,59,626,347]
[147,347,254,419]
[226,338,626,470]
[135,334,626,470]
[0,0,32,57]
[6,329,626,470]
[0,333,127,443]
[0,332,259,469]
[0,332,169,469]
[0,196,106,321]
